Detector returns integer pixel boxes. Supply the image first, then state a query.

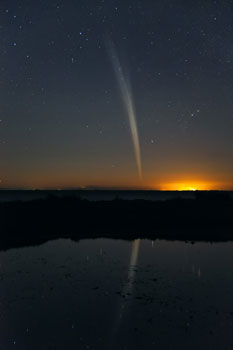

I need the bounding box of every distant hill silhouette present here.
[1,191,233,250]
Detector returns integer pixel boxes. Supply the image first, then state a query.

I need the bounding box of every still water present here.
[0,239,232,349]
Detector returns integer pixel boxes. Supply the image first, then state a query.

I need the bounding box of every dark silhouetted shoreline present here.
[1,191,233,250]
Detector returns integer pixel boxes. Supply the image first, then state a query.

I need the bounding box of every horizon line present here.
[0,187,232,192]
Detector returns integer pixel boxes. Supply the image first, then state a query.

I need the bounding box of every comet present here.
[106,39,142,179]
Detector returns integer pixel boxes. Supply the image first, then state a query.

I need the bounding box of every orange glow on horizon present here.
[157,180,229,191]
[1,172,232,191]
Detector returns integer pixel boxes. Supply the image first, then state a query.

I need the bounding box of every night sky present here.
[1,0,233,190]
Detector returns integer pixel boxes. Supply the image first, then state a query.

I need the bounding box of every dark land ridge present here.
[1,191,233,251]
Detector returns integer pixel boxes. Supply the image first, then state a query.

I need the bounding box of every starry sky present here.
[1,0,233,190]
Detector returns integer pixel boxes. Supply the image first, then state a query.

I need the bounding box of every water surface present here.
[0,239,232,349]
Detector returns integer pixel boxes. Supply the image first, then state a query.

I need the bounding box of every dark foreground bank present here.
[1,191,233,250]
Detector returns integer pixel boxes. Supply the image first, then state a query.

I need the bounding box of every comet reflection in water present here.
[124,239,140,295]
[106,39,142,179]
[112,239,140,337]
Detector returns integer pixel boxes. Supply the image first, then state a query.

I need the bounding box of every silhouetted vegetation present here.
[1,191,233,250]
